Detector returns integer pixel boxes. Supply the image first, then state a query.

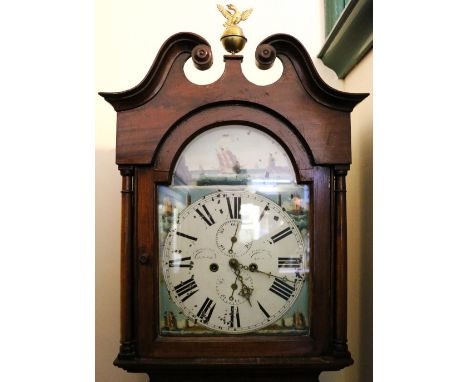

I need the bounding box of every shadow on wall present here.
[358,121,373,382]
[321,92,373,382]
[95,149,148,382]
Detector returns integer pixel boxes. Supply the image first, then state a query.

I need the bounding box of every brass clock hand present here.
[236,269,253,306]
[253,267,297,284]
[229,258,240,270]
[229,273,239,301]
[228,259,253,306]
[237,260,299,284]
[228,221,240,254]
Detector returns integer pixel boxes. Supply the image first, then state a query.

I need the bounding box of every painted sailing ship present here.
[163,311,177,330]
[197,148,250,185]
[264,153,291,179]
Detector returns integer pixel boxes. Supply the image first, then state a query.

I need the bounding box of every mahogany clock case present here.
[99,32,368,380]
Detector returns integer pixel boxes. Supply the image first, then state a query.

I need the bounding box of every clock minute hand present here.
[241,262,298,284]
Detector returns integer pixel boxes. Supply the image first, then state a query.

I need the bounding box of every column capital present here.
[334,164,350,176]
[119,165,134,177]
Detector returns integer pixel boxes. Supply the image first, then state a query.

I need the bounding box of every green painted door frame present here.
[325,0,350,37]
[319,0,373,79]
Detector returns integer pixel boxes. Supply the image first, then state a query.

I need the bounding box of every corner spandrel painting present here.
[173,125,296,186]
[159,125,310,336]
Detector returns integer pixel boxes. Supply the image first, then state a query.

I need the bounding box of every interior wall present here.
[96,1,371,381]
[345,51,373,382]
[321,50,374,382]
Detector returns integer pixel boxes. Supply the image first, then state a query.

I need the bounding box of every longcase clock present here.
[100,31,368,381]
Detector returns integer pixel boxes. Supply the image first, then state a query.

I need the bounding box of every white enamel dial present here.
[162,190,307,334]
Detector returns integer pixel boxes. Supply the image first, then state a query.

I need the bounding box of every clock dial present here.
[162,190,307,334]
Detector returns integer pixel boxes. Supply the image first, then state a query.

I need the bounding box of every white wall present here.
[346,51,373,382]
[96,1,371,381]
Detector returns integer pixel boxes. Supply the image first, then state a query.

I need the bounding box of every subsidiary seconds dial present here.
[216,219,253,257]
[162,190,307,334]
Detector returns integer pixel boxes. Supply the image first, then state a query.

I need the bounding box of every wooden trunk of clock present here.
[100,33,368,381]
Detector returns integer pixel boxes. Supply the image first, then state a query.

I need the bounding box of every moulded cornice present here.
[99,32,209,112]
[260,34,368,112]
[99,32,369,166]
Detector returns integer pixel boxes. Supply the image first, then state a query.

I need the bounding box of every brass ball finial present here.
[221,25,247,54]
[217,4,253,54]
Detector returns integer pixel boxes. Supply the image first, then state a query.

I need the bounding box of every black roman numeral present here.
[278,257,301,269]
[271,227,293,243]
[174,276,198,302]
[230,306,241,328]
[176,231,198,241]
[269,278,295,300]
[257,301,270,318]
[226,196,241,219]
[196,297,216,323]
[195,205,215,226]
[169,256,193,269]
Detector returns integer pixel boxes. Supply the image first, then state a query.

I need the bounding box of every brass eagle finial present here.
[217,4,253,54]
[217,4,253,28]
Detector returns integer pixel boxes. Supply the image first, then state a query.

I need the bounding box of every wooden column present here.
[118,165,135,359]
[333,165,351,357]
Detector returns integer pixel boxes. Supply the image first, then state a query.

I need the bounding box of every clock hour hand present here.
[237,276,253,306]
[229,272,239,300]
[229,259,253,306]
